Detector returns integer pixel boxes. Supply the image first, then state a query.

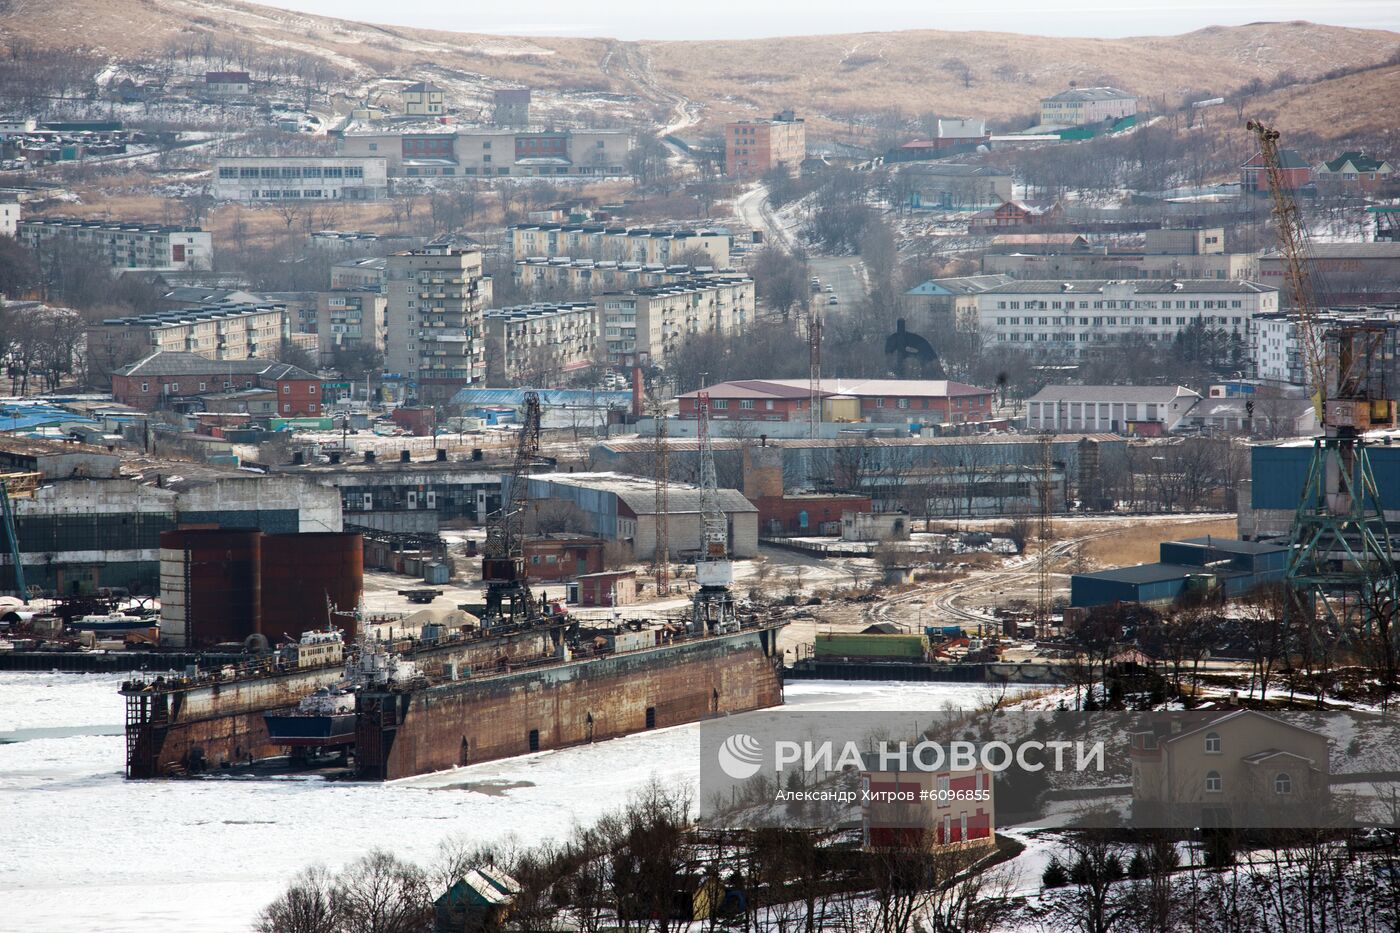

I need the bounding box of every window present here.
[1205,771,1222,793]
[283,385,290,394]
[308,403,317,413]
[309,385,316,394]
[1274,772,1292,795]
[198,382,206,391]
[739,399,755,410]
[897,398,909,409]
[1204,732,1221,754]
[283,404,291,413]
[140,382,149,392]
[713,399,727,409]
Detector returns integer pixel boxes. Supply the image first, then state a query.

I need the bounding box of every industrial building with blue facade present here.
[1239,439,1400,540]
[1070,536,1289,608]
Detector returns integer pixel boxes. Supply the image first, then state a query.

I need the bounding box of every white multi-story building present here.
[599,279,754,366]
[509,223,732,268]
[975,280,1278,358]
[1252,307,1400,386]
[18,217,212,270]
[0,197,18,238]
[383,244,492,402]
[335,127,631,178]
[316,289,387,366]
[212,157,389,202]
[483,302,599,384]
[1039,87,1137,126]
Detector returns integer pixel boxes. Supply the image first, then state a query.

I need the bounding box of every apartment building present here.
[1252,307,1400,386]
[483,302,599,383]
[1039,86,1137,126]
[725,110,806,178]
[316,289,388,365]
[336,126,631,178]
[86,302,288,380]
[599,279,754,365]
[514,258,739,297]
[18,217,212,270]
[383,244,492,401]
[330,256,388,290]
[508,223,731,268]
[984,227,1258,280]
[0,197,17,238]
[975,279,1278,358]
[1026,385,1202,434]
[212,157,389,201]
[401,81,444,117]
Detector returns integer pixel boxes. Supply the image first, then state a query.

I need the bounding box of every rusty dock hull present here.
[356,626,785,781]
[119,628,562,779]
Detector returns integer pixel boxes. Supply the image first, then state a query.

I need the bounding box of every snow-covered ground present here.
[0,674,1022,933]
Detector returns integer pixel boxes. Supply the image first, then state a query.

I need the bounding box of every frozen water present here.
[0,673,1024,932]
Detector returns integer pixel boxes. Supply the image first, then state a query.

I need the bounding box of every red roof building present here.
[968,199,1062,231]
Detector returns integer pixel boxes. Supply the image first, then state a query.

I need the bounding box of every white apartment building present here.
[483,302,599,383]
[212,157,389,202]
[86,303,287,377]
[18,218,212,271]
[976,280,1278,358]
[599,279,754,365]
[509,223,732,268]
[383,244,492,401]
[0,198,18,237]
[335,127,631,178]
[316,289,387,365]
[514,258,742,297]
[1252,308,1400,386]
[1039,87,1137,126]
[330,257,387,290]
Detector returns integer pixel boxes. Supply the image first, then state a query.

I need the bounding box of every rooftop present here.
[1321,151,1392,174]
[113,351,317,381]
[676,378,994,401]
[900,162,1010,178]
[527,471,757,516]
[980,279,1275,295]
[1263,242,1400,259]
[1043,86,1135,103]
[906,274,1015,297]
[99,302,284,327]
[1075,561,1215,586]
[1028,384,1200,404]
[21,216,205,234]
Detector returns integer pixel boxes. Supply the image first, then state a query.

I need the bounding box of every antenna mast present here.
[808,312,822,438]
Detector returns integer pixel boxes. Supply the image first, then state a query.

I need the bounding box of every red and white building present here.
[862,766,995,850]
[111,351,323,416]
[676,378,996,426]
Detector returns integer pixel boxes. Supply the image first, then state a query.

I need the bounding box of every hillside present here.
[1,0,1397,142]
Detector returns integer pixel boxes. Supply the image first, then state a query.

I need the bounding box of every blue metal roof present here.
[0,403,98,434]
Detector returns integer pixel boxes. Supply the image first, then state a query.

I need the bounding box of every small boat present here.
[264,687,358,747]
[70,613,155,633]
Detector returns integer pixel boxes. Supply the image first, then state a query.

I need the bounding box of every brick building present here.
[522,534,606,581]
[111,351,323,415]
[725,110,806,178]
[1241,148,1313,193]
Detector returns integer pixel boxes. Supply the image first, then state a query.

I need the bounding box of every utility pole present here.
[808,312,822,439]
[1036,434,1054,638]
[651,398,670,597]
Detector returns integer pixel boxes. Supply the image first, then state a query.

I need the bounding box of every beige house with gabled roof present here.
[1130,710,1330,827]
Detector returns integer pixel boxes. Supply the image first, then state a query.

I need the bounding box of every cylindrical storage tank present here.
[158,529,263,648]
[259,532,363,642]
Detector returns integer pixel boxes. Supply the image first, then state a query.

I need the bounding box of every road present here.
[807,255,866,310]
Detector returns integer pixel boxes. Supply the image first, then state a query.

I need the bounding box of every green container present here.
[813,634,929,660]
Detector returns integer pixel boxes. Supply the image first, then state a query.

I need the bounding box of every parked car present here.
[827,295,840,305]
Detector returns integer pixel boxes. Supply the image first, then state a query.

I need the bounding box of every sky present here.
[259,0,1400,40]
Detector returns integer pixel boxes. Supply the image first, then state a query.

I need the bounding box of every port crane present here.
[480,391,545,626]
[1248,119,1399,633]
[691,392,738,634]
[0,472,38,603]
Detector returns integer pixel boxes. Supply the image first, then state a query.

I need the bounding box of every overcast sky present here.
[260,0,1398,40]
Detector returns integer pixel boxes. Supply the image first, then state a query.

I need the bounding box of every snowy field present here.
[0,673,1023,933]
